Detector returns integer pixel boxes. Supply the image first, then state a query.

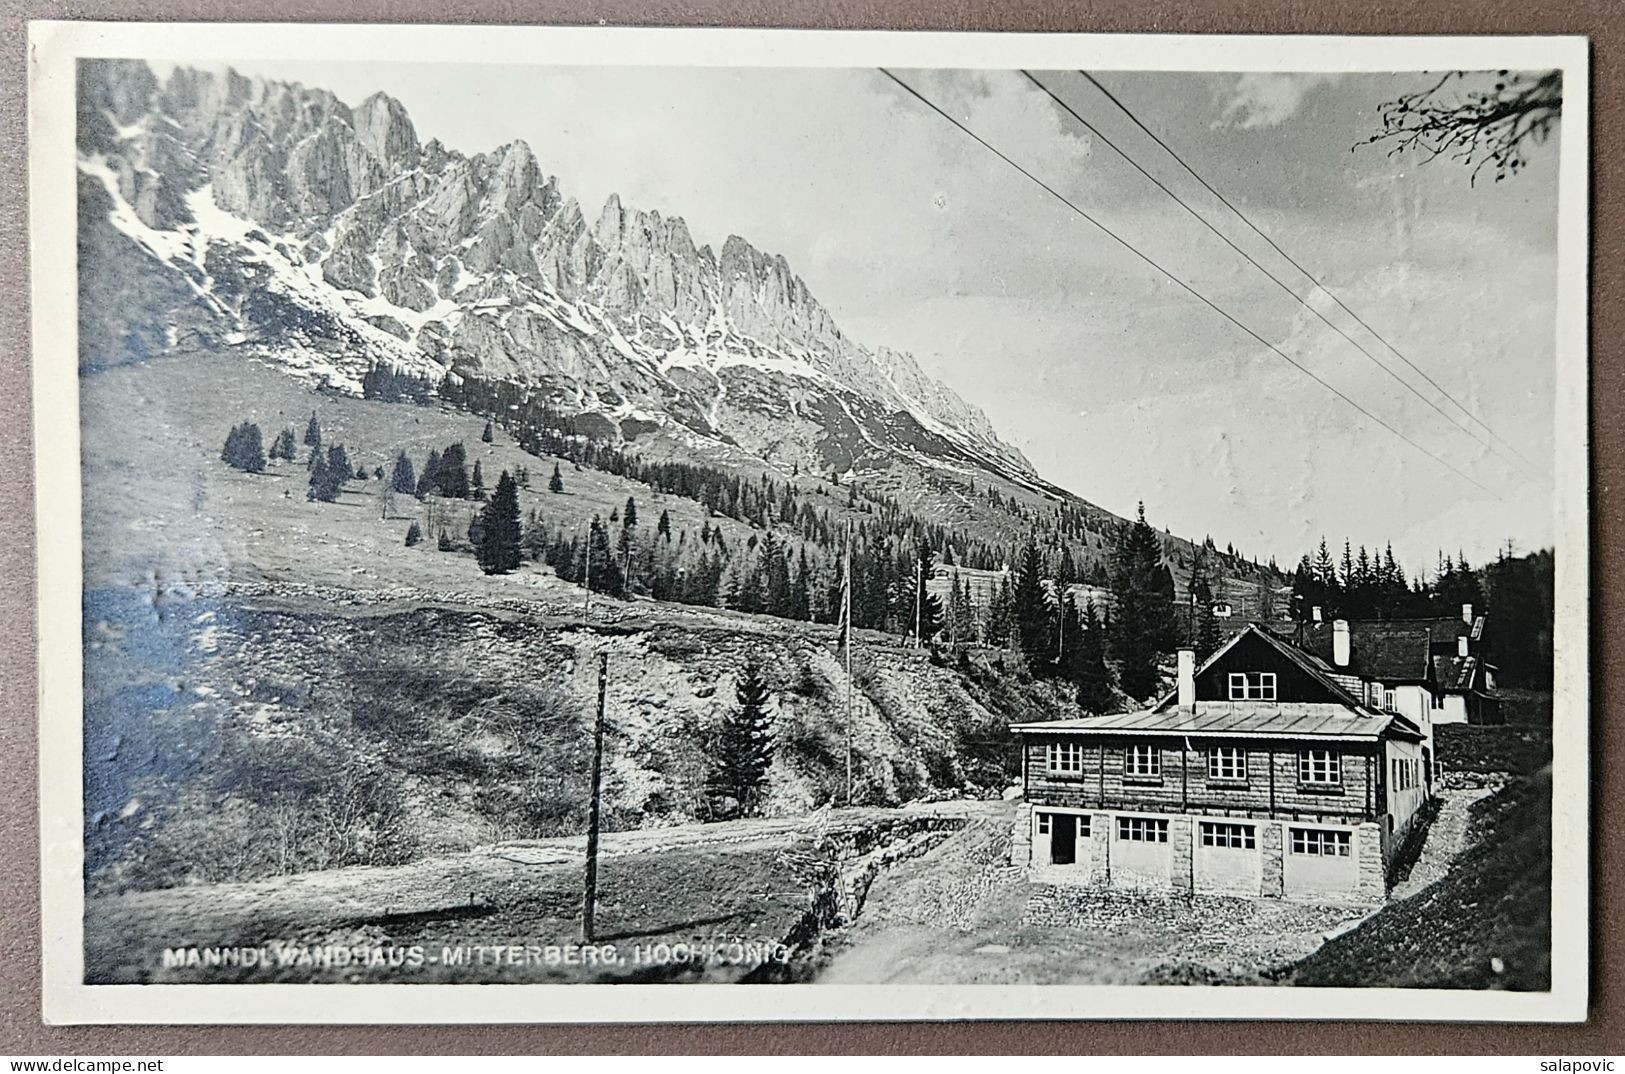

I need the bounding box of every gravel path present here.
[819,815,1364,985]
[1391,787,1494,900]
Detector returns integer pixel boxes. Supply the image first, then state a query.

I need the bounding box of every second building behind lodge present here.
[1011,622,1440,904]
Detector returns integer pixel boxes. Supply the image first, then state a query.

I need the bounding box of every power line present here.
[1075,69,1539,473]
[1020,70,1538,482]
[876,68,1502,501]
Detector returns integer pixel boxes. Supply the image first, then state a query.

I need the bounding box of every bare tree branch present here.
[1358,70,1562,184]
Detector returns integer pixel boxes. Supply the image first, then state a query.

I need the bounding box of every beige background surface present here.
[1,0,1618,1054]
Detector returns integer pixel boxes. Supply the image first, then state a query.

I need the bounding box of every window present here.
[1228,671,1277,701]
[1036,812,1089,838]
[1299,750,1342,786]
[1207,746,1247,782]
[1393,758,1419,792]
[1125,744,1161,778]
[1117,816,1169,842]
[1384,688,1397,712]
[1199,822,1256,849]
[1289,827,1353,856]
[1046,741,1084,776]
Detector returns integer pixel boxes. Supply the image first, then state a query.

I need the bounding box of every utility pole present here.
[843,518,853,807]
[914,552,924,649]
[582,651,608,943]
[582,521,592,614]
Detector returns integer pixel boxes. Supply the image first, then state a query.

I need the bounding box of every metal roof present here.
[1011,702,1395,742]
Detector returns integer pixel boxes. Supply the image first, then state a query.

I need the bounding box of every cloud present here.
[1214,73,1342,129]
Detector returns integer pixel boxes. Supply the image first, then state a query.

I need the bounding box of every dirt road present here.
[86,803,991,984]
[819,813,1368,986]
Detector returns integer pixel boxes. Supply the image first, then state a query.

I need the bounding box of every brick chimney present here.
[1333,619,1351,668]
[1177,648,1195,711]
[1461,602,1474,625]
[1458,634,1469,657]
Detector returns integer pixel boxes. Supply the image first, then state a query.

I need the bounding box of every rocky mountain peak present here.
[353,91,421,172]
[77,58,1039,484]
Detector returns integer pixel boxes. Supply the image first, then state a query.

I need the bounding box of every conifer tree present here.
[307,445,348,503]
[987,573,1015,647]
[303,412,321,447]
[1012,536,1051,666]
[707,662,775,820]
[583,516,623,595]
[757,532,790,616]
[914,542,944,644]
[326,443,352,485]
[221,422,266,473]
[1109,503,1177,700]
[470,459,485,500]
[476,471,522,575]
[391,452,416,495]
[1291,553,1318,621]
[522,509,548,561]
[791,546,813,621]
[481,420,494,444]
[657,509,672,542]
[405,521,422,547]
[1188,549,1223,660]
[549,463,565,493]
[1312,538,1340,616]
[436,442,470,499]
[1075,598,1114,712]
[948,571,976,645]
[1193,575,1221,661]
[417,448,442,499]
[270,428,297,462]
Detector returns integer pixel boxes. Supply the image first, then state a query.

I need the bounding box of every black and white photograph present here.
[27,24,1588,1023]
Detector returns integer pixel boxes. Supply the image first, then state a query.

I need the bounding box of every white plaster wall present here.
[1193,838,1263,896]
[1282,824,1361,900]
[1112,824,1173,889]
[1436,694,1469,725]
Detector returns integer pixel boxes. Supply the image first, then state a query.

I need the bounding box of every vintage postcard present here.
[29,23,1589,1023]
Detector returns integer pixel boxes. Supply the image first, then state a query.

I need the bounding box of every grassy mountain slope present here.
[1289,769,1551,990]
[82,349,1092,895]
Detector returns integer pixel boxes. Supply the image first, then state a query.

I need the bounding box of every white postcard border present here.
[28,20,1592,1025]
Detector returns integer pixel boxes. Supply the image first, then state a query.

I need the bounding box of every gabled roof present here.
[1010,702,1395,742]
[1150,623,1368,713]
[1277,621,1435,683]
[1435,653,1492,692]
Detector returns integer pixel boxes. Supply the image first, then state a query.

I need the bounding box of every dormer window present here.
[1228,671,1276,701]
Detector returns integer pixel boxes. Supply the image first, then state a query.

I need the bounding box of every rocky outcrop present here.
[75,58,1037,481]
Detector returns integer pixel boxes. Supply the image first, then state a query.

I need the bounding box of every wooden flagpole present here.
[843,518,853,807]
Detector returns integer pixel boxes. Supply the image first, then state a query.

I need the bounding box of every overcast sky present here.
[167,59,1563,575]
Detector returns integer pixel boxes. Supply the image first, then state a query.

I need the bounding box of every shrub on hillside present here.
[92,725,414,893]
